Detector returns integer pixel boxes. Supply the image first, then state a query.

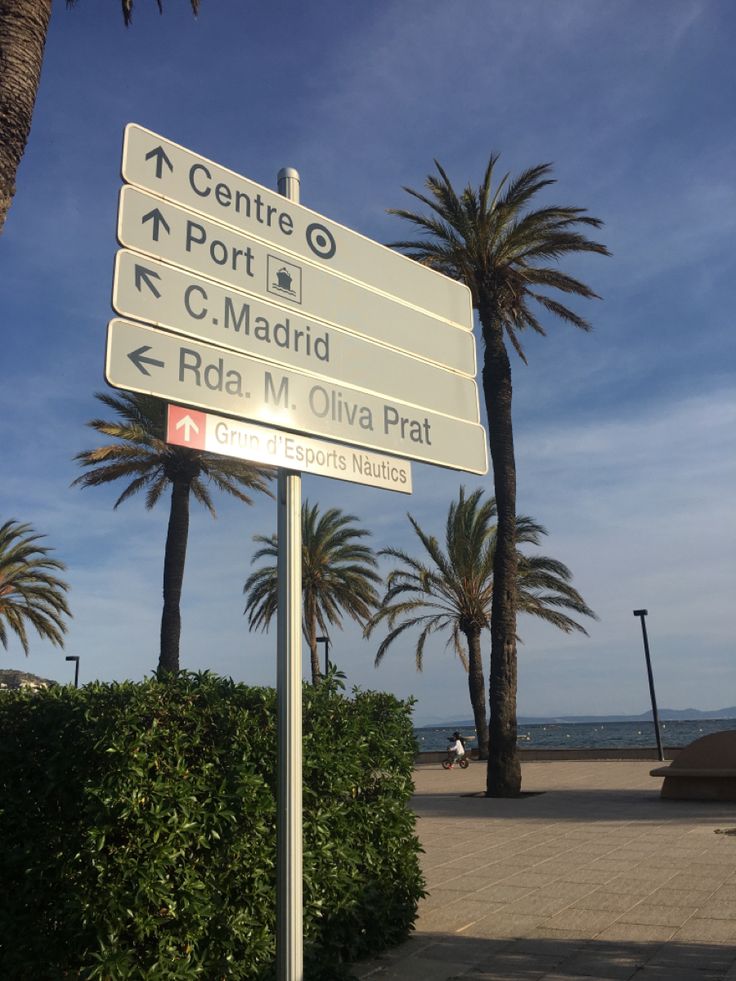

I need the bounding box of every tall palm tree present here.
[366,488,597,760]
[0,519,71,654]
[73,391,271,674]
[0,0,199,234]
[390,158,608,795]
[244,501,381,685]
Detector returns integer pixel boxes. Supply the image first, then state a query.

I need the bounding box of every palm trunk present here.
[305,596,321,685]
[0,0,52,234]
[463,625,489,760]
[158,479,191,675]
[480,305,520,797]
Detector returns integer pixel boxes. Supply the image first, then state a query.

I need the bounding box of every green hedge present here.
[0,673,423,979]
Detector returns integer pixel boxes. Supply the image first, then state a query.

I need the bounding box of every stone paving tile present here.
[572,891,647,913]
[544,907,623,934]
[505,893,581,917]
[554,952,644,979]
[561,868,622,885]
[628,970,728,980]
[645,886,715,907]
[671,917,736,942]
[458,952,566,979]
[594,924,676,943]
[540,971,633,981]
[602,877,669,896]
[690,901,736,920]
[506,871,566,889]
[422,887,474,908]
[646,940,736,966]
[463,912,546,939]
[474,880,537,901]
[615,904,696,927]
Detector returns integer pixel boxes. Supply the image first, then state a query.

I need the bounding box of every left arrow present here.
[145,145,174,179]
[128,345,165,375]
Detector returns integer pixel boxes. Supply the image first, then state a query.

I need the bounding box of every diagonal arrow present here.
[134,264,162,299]
[141,208,170,242]
[175,414,200,441]
[128,345,165,376]
[145,145,174,179]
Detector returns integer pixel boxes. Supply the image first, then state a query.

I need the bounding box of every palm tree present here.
[366,488,597,760]
[0,0,199,234]
[0,519,71,654]
[389,158,608,795]
[244,502,381,685]
[73,391,271,674]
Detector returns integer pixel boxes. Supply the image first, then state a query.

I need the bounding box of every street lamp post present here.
[316,635,330,676]
[633,610,665,762]
[65,655,80,689]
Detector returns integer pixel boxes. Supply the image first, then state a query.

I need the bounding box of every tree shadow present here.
[412,787,736,823]
[352,931,736,979]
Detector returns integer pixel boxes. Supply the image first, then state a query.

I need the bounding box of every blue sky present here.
[1,0,733,725]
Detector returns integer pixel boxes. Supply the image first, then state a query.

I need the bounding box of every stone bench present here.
[651,730,736,801]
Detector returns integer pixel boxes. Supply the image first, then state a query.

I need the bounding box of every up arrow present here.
[128,345,165,376]
[134,264,162,298]
[145,145,174,180]
[141,208,170,242]
[175,414,200,442]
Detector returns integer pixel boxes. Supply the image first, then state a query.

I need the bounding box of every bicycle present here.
[442,753,470,769]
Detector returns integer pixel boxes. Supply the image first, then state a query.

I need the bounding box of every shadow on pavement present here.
[353,931,736,979]
[412,788,736,823]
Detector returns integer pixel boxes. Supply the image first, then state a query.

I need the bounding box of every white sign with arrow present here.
[116,185,477,375]
[121,123,472,330]
[165,404,413,494]
[105,318,488,474]
[112,249,480,423]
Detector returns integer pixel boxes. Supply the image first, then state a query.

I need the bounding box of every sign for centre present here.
[121,124,472,330]
[117,186,476,375]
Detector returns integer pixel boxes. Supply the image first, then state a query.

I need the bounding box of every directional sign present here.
[166,405,413,494]
[117,186,477,375]
[106,319,488,474]
[122,124,472,330]
[113,250,480,423]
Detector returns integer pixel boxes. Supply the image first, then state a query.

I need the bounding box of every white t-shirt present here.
[448,738,465,756]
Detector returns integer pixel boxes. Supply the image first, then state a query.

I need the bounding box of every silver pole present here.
[276,166,303,981]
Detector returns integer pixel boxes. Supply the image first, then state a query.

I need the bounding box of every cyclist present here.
[447,731,466,764]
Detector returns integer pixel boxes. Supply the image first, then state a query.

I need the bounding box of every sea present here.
[415,718,736,752]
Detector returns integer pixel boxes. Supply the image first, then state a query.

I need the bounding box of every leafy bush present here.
[0,673,423,979]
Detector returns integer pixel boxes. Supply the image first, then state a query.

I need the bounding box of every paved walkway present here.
[354,761,736,980]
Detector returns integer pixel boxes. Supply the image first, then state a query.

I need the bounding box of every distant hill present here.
[0,669,57,690]
[418,707,736,728]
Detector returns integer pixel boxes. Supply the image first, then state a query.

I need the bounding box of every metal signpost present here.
[105,125,489,981]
